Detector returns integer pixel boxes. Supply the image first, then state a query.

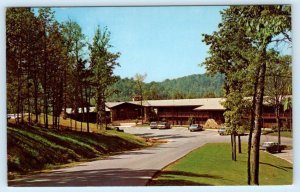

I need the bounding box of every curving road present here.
[8,127,292,186]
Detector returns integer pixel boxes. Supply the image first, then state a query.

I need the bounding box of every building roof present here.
[106,98,226,110]
[66,95,291,114]
[105,102,125,108]
[136,98,224,108]
[193,98,226,110]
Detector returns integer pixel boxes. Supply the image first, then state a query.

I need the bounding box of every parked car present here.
[261,142,285,153]
[157,122,171,129]
[218,128,227,135]
[188,124,203,132]
[150,122,158,129]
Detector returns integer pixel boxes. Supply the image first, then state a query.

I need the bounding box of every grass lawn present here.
[266,131,293,138]
[8,114,103,133]
[7,125,148,178]
[148,143,292,186]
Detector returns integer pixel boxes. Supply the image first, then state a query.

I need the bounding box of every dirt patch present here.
[145,138,168,146]
[203,119,221,129]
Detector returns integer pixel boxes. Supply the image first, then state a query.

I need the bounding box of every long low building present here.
[65,97,292,128]
[106,97,292,128]
[107,98,225,125]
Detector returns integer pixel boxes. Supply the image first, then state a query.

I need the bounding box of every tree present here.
[233,6,291,185]
[202,5,291,185]
[134,73,147,124]
[202,6,255,163]
[265,52,292,150]
[38,8,57,129]
[89,26,120,129]
[47,21,69,129]
[61,20,87,131]
[7,8,43,126]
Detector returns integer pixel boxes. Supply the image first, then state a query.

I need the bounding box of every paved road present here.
[9,127,292,186]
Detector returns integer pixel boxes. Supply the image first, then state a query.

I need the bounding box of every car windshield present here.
[150,122,157,125]
[159,122,166,125]
[263,142,277,146]
[190,124,198,128]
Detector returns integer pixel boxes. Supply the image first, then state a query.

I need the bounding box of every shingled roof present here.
[106,98,225,110]
[193,98,226,110]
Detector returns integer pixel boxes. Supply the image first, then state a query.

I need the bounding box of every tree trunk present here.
[27,85,31,126]
[247,65,260,185]
[231,133,236,161]
[233,133,237,161]
[86,88,90,133]
[16,78,20,125]
[21,99,24,124]
[251,42,268,185]
[276,105,281,152]
[238,134,242,153]
[80,87,84,132]
[34,78,39,124]
[44,98,48,129]
[57,116,60,130]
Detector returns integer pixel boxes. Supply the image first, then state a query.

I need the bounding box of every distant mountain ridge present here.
[107,73,224,102]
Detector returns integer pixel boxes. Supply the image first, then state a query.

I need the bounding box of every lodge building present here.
[66,97,292,129]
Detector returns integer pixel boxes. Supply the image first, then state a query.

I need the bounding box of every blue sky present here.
[52,6,227,82]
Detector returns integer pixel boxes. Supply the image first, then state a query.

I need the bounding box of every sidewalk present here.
[272,150,293,164]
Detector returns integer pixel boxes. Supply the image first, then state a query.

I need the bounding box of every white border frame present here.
[0,1,299,192]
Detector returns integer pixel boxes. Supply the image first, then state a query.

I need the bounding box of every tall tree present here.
[38,8,57,129]
[7,8,41,126]
[134,73,147,124]
[89,26,120,129]
[232,6,291,185]
[61,20,86,130]
[265,52,292,149]
[202,5,291,185]
[202,7,255,162]
[47,21,69,129]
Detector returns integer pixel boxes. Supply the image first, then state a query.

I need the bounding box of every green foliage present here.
[222,94,251,134]
[6,8,121,130]
[107,73,224,101]
[202,5,292,184]
[89,26,120,126]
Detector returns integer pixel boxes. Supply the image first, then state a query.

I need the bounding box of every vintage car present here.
[188,124,203,132]
[150,122,158,129]
[157,122,171,129]
[261,142,285,153]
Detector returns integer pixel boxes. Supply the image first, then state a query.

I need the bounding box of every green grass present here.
[148,143,293,186]
[7,125,148,177]
[266,131,293,138]
[8,114,102,133]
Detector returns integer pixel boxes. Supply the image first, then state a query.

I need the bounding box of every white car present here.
[188,124,203,132]
[150,122,158,129]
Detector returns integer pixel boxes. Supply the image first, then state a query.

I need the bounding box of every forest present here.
[107,73,224,101]
[7,8,119,131]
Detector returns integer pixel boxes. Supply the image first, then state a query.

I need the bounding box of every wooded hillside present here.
[107,73,224,101]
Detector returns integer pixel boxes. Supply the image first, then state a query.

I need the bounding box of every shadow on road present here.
[9,168,158,186]
[9,168,220,187]
[147,170,222,186]
[133,133,197,140]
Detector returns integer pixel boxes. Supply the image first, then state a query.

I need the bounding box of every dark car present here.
[261,142,285,153]
[218,128,227,135]
[157,122,171,129]
[150,122,158,129]
[188,124,203,132]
